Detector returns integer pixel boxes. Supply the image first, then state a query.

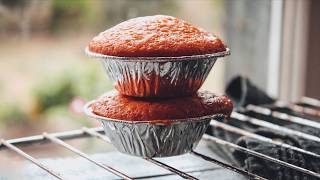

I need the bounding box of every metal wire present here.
[42,132,133,180]
[0,139,63,180]
[0,127,104,148]
[275,101,320,117]
[210,120,320,159]
[1,123,319,179]
[246,104,320,129]
[287,104,320,117]
[232,112,320,143]
[1,98,319,180]
[82,127,198,180]
[202,134,320,178]
[82,127,110,142]
[145,158,198,180]
[301,97,320,108]
[190,150,266,180]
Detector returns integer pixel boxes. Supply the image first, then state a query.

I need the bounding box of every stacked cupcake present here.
[84,15,233,157]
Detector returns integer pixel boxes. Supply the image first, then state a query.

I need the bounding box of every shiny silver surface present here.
[85,47,230,98]
[84,101,217,157]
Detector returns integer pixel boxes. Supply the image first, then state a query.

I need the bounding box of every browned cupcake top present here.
[88,15,227,57]
[91,91,233,122]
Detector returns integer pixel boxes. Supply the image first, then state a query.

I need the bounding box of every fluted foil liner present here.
[86,47,230,98]
[84,102,224,157]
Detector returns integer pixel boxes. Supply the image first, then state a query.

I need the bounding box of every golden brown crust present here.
[88,15,226,57]
[91,91,233,121]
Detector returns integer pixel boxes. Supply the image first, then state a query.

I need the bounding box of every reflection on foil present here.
[100,117,211,157]
[84,102,227,158]
[86,47,230,98]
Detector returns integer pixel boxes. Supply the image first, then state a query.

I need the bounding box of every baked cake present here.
[91,90,233,121]
[88,15,226,57]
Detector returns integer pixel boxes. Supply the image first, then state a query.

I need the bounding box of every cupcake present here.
[86,15,230,98]
[84,90,233,157]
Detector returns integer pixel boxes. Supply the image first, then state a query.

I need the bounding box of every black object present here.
[233,126,320,180]
[226,76,275,107]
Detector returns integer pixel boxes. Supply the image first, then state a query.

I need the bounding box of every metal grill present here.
[1,97,320,180]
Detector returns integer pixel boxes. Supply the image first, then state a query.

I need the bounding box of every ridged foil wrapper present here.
[86,47,230,98]
[84,101,225,158]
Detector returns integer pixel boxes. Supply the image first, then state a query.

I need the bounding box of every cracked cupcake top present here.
[88,15,227,57]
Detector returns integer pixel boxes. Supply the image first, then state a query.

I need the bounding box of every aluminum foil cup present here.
[84,101,225,158]
[85,47,230,98]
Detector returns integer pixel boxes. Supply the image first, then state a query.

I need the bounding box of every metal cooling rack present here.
[1,97,320,180]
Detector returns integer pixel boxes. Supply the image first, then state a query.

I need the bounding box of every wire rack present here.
[1,97,320,180]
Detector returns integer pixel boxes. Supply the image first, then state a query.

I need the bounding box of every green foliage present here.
[0,102,27,125]
[0,61,111,126]
[32,61,111,114]
[32,74,75,113]
[69,61,112,100]
[50,0,95,32]
[44,105,92,127]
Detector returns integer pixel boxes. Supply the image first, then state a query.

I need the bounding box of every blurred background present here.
[0,0,319,139]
